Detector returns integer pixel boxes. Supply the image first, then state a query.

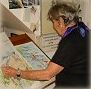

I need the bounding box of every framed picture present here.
[9,0,40,9]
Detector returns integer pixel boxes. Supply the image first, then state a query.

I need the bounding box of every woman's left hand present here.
[1,65,17,78]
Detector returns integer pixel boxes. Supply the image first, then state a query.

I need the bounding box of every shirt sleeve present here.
[51,40,77,68]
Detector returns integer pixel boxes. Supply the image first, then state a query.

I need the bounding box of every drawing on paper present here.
[16,42,50,70]
[9,0,40,9]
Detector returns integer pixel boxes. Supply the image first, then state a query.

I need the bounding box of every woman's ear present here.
[64,18,69,24]
[59,16,69,25]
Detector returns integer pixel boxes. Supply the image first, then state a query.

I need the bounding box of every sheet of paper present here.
[15,42,50,70]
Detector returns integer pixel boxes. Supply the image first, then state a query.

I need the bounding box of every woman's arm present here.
[1,62,64,81]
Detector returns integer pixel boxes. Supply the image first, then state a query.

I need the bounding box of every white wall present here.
[42,0,56,34]
[78,0,89,26]
[0,0,9,32]
[88,0,91,28]
[0,4,3,32]
[80,0,91,29]
[0,0,9,8]
[0,4,2,31]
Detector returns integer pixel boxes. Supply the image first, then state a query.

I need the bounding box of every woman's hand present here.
[1,65,17,78]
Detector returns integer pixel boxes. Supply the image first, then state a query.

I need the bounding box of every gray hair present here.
[48,1,81,24]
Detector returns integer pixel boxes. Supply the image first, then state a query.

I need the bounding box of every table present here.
[9,33,55,89]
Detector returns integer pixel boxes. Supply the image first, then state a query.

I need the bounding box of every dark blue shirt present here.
[51,22,89,87]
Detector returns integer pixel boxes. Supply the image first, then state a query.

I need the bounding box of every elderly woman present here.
[2,1,89,88]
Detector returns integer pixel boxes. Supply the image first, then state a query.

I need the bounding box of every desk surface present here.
[9,34,55,89]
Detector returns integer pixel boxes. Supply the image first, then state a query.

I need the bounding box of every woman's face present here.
[52,17,66,36]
